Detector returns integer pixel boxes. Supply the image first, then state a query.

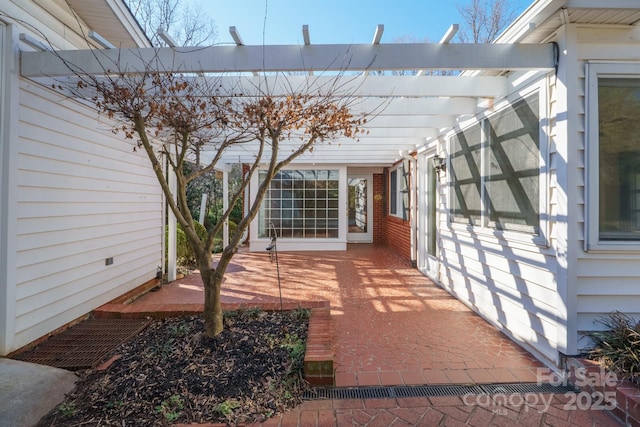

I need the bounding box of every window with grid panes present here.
[258,170,340,239]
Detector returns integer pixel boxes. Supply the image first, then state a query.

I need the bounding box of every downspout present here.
[400,150,418,267]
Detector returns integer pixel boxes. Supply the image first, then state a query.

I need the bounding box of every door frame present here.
[417,150,440,280]
[346,173,373,243]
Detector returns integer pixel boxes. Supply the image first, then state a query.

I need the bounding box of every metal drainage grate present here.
[12,318,151,371]
[303,383,578,400]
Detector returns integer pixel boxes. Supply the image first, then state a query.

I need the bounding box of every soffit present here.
[65,0,147,48]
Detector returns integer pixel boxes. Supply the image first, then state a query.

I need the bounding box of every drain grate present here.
[303,383,578,400]
[12,318,151,371]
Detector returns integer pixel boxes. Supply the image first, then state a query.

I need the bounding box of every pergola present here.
[17,0,640,281]
[20,23,556,167]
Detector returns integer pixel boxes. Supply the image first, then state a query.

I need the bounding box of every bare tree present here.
[124,0,217,46]
[456,0,519,43]
[59,53,366,337]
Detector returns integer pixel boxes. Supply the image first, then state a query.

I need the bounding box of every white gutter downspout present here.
[401,150,418,267]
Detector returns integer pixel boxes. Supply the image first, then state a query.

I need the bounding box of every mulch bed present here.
[37,309,310,426]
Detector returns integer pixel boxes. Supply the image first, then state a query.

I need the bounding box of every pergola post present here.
[223,169,229,249]
[166,163,177,282]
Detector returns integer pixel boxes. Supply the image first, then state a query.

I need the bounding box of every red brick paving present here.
[108,244,622,426]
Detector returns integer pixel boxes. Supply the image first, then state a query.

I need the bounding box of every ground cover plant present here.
[37,308,310,426]
[586,311,640,385]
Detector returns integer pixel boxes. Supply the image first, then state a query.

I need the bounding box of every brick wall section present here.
[383,215,412,262]
[372,173,384,244]
[380,169,413,262]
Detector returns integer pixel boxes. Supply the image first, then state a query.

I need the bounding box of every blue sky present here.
[190,0,533,46]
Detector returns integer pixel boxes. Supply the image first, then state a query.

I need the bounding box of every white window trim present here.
[586,61,640,252]
[447,79,550,248]
[389,162,408,220]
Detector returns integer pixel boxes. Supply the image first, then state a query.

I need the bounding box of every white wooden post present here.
[223,169,229,249]
[167,164,177,282]
[198,193,207,225]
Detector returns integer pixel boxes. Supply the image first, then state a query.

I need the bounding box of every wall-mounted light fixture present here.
[432,155,446,175]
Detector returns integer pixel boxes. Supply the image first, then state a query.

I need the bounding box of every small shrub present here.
[58,402,76,418]
[214,399,240,417]
[586,311,640,385]
[165,221,208,266]
[281,333,306,375]
[155,395,184,423]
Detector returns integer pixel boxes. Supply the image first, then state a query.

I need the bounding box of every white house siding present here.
[436,75,562,367]
[573,25,640,345]
[12,80,162,352]
[439,229,560,365]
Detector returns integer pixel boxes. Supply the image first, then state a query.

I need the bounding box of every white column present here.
[0,23,18,355]
[198,193,207,224]
[166,162,177,282]
[223,170,229,248]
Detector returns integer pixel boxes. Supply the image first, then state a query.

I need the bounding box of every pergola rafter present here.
[19,32,556,166]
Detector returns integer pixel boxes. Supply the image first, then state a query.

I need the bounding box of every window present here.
[486,95,540,233]
[450,91,542,235]
[389,163,408,220]
[450,123,482,225]
[258,170,339,239]
[587,63,640,250]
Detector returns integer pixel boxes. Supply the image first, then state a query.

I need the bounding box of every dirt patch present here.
[37,309,310,426]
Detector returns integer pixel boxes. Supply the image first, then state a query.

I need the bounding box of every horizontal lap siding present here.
[436,74,560,365]
[439,228,559,364]
[574,27,640,343]
[14,82,162,350]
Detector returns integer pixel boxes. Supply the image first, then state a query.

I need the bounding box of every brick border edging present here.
[566,357,640,426]
[304,307,334,386]
[93,299,335,386]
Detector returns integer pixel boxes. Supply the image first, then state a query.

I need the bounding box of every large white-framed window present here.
[258,169,340,239]
[448,85,548,243]
[389,162,409,220]
[586,62,640,251]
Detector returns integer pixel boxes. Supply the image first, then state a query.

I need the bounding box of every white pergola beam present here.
[439,24,459,44]
[353,95,479,116]
[88,31,116,49]
[372,24,384,44]
[363,115,455,129]
[18,33,51,52]
[21,43,556,77]
[229,26,245,46]
[302,25,311,45]
[31,74,509,99]
[347,131,437,139]
[157,27,179,47]
[208,75,510,98]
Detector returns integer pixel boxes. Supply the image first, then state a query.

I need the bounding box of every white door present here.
[418,152,439,279]
[347,174,373,242]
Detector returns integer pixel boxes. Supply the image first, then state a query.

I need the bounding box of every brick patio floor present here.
[105,244,622,426]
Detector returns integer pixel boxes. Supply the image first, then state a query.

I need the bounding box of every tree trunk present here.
[199,261,224,337]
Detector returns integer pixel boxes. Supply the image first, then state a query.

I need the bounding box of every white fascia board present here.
[496,0,567,44]
[21,43,556,77]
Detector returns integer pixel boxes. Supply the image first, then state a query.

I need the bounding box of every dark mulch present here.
[37,309,310,426]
